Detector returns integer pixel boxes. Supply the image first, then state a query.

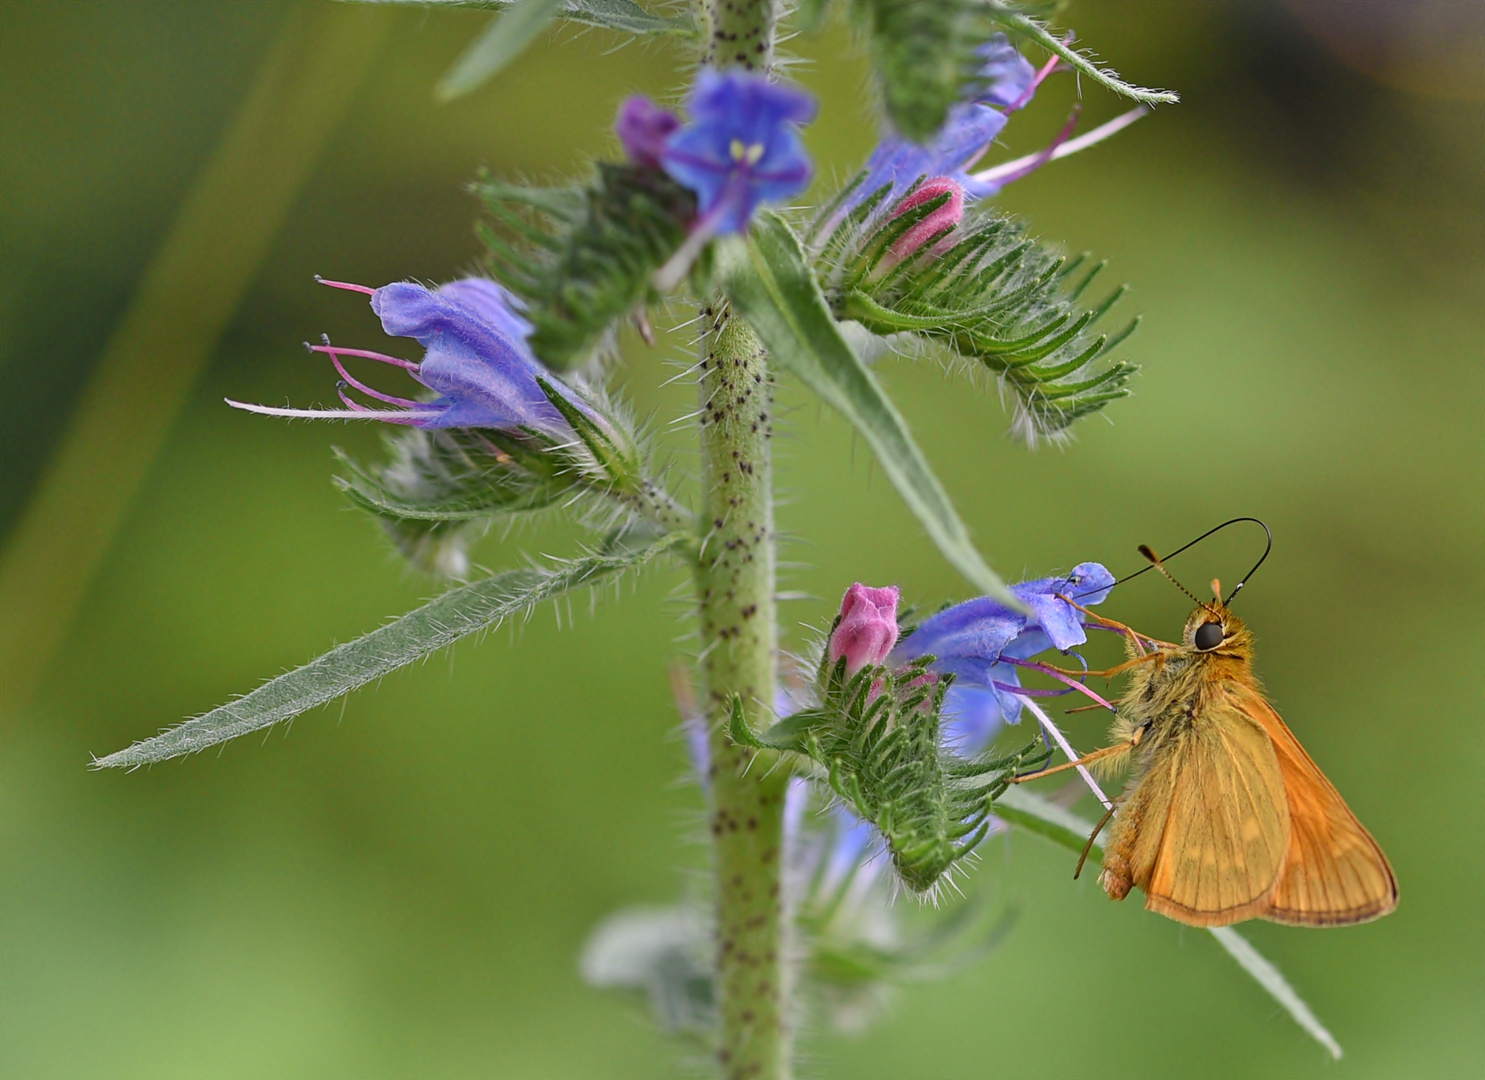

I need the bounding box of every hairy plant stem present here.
[694,4,785,1074]
[704,0,776,70]
[695,301,788,1079]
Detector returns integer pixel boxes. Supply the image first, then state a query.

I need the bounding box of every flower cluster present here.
[229,277,590,436]
[892,562,1116,752]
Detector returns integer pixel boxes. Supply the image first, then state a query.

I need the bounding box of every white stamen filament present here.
[1016,694,1113,810]
[225,398,434,423]
[971,106,1149,188]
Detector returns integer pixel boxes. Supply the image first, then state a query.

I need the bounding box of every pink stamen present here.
[314,275,376,295]
[981,107,1081,188]
[325,352,425,408]
[992,681,1075,698]
[309,343,420,372]
[336,384,372,411]
[1001,656,1119,713]
[1006,41,1067,113]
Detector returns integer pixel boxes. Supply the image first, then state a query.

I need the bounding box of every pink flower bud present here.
[881,177,964,271]
[615,96,681,169]
[828,583,901,676]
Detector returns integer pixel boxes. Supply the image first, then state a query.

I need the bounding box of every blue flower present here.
[892,562,1115,752]
[852,36,1038,210]
[228,277,584,434]
[660,69,817,236]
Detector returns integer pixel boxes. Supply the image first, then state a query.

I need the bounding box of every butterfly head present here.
[1181,583,1252,659]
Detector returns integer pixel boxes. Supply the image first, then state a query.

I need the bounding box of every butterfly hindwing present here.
[1237,689,1399,926]
[1139,700,1291,927]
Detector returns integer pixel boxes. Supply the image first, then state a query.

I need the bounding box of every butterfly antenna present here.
[1222,517,1272,605]
[1085,518,1273,604]
[1138,544,1217,615]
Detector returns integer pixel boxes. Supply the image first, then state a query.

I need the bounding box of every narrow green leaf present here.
[435,0,569,101]
[992,787,1101,856]
[343,0,694,39]
[1209,927,1343,1060]
[994,787,1344,1058]
[93,529,686,768]
[719,212,1017,608]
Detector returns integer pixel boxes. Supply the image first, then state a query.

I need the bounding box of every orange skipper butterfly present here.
[1015,520,1397,927]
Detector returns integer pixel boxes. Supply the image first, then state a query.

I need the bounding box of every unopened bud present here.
[615,96,681,169]
[881,177,964,272]
[828,583,901,676]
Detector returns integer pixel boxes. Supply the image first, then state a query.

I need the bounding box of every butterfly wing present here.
[1137,702,1292,927]
[1235,688,1399,926]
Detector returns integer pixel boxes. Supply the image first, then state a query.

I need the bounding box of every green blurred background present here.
[2,1,1481,1076]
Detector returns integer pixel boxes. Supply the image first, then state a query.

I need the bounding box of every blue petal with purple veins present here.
[371,281,569,431]
[229,276,584,433]
[660,68,816,235]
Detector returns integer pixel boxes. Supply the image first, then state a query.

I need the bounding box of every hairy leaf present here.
[719,211,1017,608]
[351,0,694,40]
[93,528,687,768]
[991,6,1179,107]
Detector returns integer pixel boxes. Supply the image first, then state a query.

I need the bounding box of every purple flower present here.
[852,36,1039,211]
[228,277,584,434]
[659,69,816,236]
[828,583,901,676]
[615,96,681,170]
[892,562,1115,752]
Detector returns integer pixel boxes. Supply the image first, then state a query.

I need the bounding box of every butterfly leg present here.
[1040,651,1163,680]
[1008,741,1133,784]
[1074,801,1119,879]
[1055,594,1178,652]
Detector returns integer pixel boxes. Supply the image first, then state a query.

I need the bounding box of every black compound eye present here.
[1194,621,1225,651]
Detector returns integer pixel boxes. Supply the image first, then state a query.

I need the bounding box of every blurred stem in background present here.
[0,4,389,715]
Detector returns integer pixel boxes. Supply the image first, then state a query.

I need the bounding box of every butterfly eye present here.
[1194,621,1224,651]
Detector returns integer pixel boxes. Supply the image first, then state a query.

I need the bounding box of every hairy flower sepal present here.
[813,184,1139,443]
[337,374,690,572]
[478,164,696,370]
[727,659,1051,894]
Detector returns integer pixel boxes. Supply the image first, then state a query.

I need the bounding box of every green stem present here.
[695,3,784,1074]
[704,0,777,70]
[695,302,789,1079]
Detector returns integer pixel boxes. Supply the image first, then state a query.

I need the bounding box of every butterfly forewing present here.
[1237,689,1399,926]
[1139,704,1291,926]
